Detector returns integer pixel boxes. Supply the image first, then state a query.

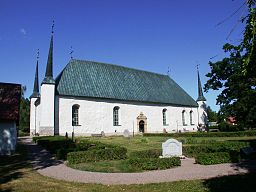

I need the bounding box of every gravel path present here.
[20,137,255,185]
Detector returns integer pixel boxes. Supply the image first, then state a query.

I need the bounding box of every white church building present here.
[30,31,208,136]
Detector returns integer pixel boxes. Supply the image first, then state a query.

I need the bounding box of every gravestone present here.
[123,129,130,137]
[101,131,105,137]
[162,138,182,157]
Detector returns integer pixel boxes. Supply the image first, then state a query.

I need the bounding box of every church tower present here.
[39,23,55,135]
[196,68,208,129]
[30,51,40,136]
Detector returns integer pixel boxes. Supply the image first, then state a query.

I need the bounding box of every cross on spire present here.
[70,46,74,60]
[51,20,55,34]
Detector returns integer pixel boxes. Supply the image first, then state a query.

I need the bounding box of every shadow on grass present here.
[204,138,256,192]
[0,137,63,191]
[204,173,256,192]
[0,144,29,191]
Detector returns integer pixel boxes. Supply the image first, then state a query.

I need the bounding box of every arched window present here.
[72,104,79,126]
[190,110,194,125]
[113,106,120,126]
[182,110,186,126]
[162,108,167,126]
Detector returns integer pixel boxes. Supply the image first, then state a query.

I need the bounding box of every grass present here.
[0,140,256,192]
[69,160,137,173]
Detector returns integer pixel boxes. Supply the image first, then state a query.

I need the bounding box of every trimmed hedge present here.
[129,149,162,159]
[33,136,75,154]
[183,141,249,157]
[128,157,181,170]
[67,146,127,164]
[144,130,256,138]
[195,151,240,165]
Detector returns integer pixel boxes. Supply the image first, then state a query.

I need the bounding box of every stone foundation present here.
[39,126,54,136]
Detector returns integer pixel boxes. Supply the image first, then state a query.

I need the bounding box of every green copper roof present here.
[55,59,198,107]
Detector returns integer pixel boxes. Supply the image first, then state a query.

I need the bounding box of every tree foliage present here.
[207,106,218,122]
[205,2,256,128]
[19,86,30,133]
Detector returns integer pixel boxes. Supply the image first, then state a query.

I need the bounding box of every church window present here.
[163,108,167,126]
[113,106,120,126]
[190,110,194,125]
[72,104,79,126]
[182,110,186,126]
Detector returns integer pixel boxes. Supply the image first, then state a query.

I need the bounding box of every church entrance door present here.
[137,112,147,133]
[139,120,145,133]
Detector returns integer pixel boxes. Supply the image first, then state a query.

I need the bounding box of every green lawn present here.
[0,142,256,192]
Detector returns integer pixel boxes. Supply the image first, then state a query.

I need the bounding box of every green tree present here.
[206,106,218,122]
[205,2,256,128]
[19,86,30,133]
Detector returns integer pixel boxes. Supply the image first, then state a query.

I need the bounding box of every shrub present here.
[183,141,249,157]
[35,136,75,154]
[128,157,181,170]
[67,146,127,164]
[195,151,240,165]
[143,130,256,137]
[129,149,162,158]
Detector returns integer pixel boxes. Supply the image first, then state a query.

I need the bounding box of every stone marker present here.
[101,131,105,137]
[162,138,182,157]
[123,129,130,137]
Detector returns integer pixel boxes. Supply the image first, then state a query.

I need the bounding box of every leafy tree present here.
[19,86,30,133]
[205,2,256,128]
[206,106,218,122]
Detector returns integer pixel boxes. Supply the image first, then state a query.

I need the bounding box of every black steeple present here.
[196,68,206,102]
[42,21,55,84]
[30,50,40,98]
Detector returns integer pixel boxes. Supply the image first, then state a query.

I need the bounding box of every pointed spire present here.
[196,66,206,101]
[42,21,55,84]
[30,49,40,98]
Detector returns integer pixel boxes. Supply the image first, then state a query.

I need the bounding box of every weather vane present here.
[51,20,55,34]
[37,49,39,60]
[196,61,200,71]
[167,66,171,76]
[70,46,74,59]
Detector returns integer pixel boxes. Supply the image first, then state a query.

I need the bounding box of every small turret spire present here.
[196,65,206,101]
[42,20,55,84]
[30,49,40,98]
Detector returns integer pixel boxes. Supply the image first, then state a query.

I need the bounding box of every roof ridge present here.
[71,59,169,77]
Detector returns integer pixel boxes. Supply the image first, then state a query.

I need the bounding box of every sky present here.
[0,0,248,111]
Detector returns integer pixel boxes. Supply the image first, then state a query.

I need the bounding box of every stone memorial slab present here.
[123,129,130,137]
[162,138,182,157]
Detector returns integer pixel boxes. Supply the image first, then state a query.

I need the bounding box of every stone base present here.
[39,126,54,136]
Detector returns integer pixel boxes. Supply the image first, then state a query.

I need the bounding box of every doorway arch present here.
[139,120,145,133]
[137,112,147,133]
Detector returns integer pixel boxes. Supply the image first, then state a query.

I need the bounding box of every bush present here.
[218,122,243,132]
[67,146,127,164]
[183,141,249,157]
[195,151,240,165]
[129,149,162,158]
[128,157,181,170]
[34,136,75,154]
[143,130,256,137]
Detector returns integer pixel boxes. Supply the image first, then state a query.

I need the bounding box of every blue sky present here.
[0,0,247,111]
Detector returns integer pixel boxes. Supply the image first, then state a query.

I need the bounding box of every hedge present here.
[143,130,256,138]
[33,136,75,154]
[129,149,162,159]
[67,146,127,164]
[128,157,181,170]
[195,151,240,165]
[183,141,249,157]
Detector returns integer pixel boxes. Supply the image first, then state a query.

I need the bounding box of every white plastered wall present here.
[197,100,208,126]
[39,84,55,135]
[55,96,199,136]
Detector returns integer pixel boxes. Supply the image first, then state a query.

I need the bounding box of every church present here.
[30,30,208,136]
